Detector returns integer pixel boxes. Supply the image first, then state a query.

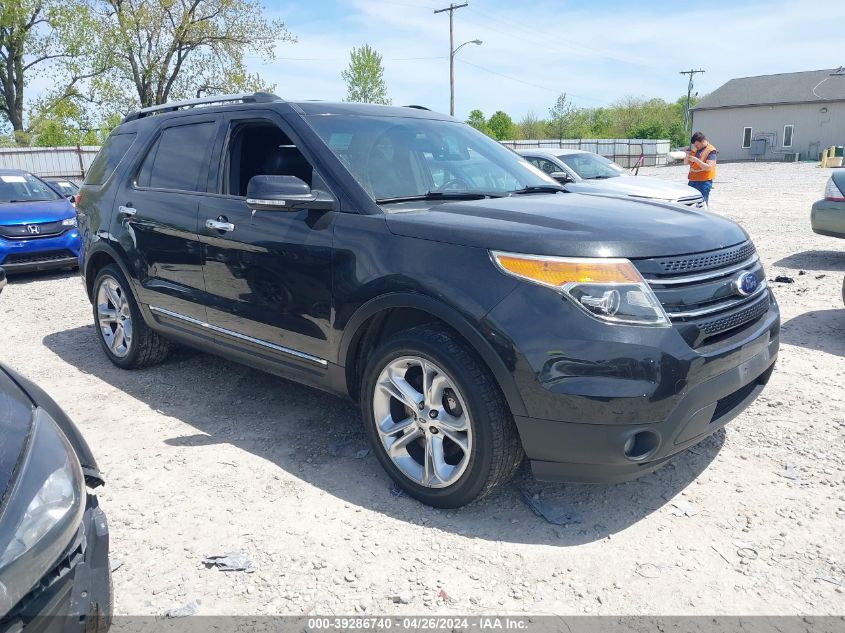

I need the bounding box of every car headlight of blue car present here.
[0,407,85,615]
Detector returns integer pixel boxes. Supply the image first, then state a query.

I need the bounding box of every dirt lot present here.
[1,162,844,616]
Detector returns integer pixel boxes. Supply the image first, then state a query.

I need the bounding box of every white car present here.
[518,149,707,209]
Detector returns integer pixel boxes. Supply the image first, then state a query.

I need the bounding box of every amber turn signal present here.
[492,253,643,287]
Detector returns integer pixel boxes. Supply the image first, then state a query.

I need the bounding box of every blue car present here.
[0,169,80,273]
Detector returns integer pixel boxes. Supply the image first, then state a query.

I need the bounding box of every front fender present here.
[338,291,527,417]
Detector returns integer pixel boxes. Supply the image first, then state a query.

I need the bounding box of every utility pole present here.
[435,2,468,116]
[679,69,705,135]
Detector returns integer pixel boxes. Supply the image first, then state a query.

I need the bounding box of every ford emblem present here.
[734,271,759,297]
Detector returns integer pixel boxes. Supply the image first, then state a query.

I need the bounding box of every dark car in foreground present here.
[77,93,779,507]
[0,170,81,274]
[0,271,111,631]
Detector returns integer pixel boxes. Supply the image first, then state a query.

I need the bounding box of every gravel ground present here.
[1,161,844,617]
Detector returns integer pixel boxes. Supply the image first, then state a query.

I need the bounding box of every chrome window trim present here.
[149,305,328,367]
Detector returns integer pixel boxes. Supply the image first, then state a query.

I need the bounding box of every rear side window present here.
[136,122,216,192]
[84,133,136,186]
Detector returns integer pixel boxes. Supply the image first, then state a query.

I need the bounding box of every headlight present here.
[491,251,670,327]
[0,408,84,617]
[61,217,77,227]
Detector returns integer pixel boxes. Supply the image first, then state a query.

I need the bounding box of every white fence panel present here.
[0,146,101,179]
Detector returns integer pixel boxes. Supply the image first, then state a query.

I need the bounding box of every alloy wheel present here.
[372,356,472,488]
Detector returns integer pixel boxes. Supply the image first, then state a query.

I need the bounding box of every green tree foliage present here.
[341,44,391,105]
[0,0,102,134]
[487,110,514,141]
[517,110,543,140]
[466,109,493,137]
[504,95,694,145]
[90,0,292,110]
[548,92,576,140]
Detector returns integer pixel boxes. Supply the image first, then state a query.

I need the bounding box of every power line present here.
[466,5,636,66]
[456,59,603,103]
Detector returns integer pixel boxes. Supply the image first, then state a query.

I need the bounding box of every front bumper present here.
[0,231,81,274]
[811,198,845,239]
[0,495,111,633]
[485,283,780,483]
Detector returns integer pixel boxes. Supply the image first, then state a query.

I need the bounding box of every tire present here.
[361,324,523,508]
[92,264,172,369]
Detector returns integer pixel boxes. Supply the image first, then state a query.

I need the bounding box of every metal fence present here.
[0,145,101,180]
[501,138,672,168]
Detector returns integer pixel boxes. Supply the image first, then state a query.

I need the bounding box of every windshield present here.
[558,153,625,179]
[0,173,62,203]
[305,115,558,202]
[48,180,79,195]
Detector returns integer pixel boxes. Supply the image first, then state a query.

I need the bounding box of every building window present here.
[783,124,794,148]
[742,127,753,149]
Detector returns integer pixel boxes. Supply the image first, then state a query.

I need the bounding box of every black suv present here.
[77,93,779,507]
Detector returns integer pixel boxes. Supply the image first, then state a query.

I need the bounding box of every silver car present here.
[518,149,707,209]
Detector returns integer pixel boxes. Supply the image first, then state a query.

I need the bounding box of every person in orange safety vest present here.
[684,131,717,205]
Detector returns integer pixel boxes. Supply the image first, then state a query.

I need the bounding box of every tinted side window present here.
[138,122,215,192]
[84,133,136,186]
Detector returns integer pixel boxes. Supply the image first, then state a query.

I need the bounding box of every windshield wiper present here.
[585,175,617,180]
[509,185,566,195]
[376,191,506,204]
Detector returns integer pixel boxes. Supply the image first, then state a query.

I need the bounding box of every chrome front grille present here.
[635,241,772,345]
[652,241,756,274]
[0,220,67,239]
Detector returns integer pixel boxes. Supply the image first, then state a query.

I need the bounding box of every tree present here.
[90,0,292,110]
[466,109,492,136]
[548,92,575,141]
[487,110,514,141]
[517,110,544,140]
[1,0,102,133]
[341,44,391,105]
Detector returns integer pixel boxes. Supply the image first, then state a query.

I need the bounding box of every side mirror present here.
[246,175,333,212]
[549,171,572,183]
[68,195,77,205]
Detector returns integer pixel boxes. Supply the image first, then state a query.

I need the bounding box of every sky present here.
[252,0,845,120]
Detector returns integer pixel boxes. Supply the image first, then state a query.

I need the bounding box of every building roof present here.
[693,68,845,110]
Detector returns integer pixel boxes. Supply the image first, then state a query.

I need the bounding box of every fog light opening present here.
[623,430,660,462]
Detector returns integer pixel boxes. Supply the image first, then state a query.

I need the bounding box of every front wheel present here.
[361,325,523,507]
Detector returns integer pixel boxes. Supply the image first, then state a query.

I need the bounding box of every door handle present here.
[118,205,137,217]
[206,218,235,232]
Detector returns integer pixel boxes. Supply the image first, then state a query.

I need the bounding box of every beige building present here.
[691,68,845,161]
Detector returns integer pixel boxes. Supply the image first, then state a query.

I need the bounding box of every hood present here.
[565,175,702,201]
[0,198,75,226]
[385,192,747,259]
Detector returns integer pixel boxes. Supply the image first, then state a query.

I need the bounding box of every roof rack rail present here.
[122,92,283,123]
[404,105,431,111]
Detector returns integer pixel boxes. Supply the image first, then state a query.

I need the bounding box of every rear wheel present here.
[361,325,523,507]
[92,264,172,368]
